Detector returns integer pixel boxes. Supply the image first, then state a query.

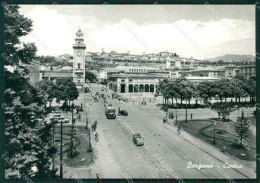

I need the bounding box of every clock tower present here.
[73,28,86,87]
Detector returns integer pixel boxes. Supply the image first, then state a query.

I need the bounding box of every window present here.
[78,63,81,69]
[121,79,125,82]
[129,79,133,82]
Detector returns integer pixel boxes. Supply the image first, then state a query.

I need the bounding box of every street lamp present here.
[60,120,63,178]
[185,99,188,123]
[52,119,55,173]
[213,122,216,144]
[175,110,178,124]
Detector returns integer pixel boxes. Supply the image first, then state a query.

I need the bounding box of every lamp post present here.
[213,122,216,144]
[175,111,178,124]
[52,119,55,173]
[60,120,63,178]
[88,128,92,152]
[237,105,240,118]
[185,99,188,123]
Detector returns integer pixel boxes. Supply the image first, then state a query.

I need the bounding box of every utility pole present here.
[60,121,63,178]
[185,99,188,123]
[52,120,55,173]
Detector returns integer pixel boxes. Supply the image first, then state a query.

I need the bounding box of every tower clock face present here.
[76,51,82,57]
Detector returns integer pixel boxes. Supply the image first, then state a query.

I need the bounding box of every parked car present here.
[133,133,144,146]
[64,116,70,123]
[120,110,128,116]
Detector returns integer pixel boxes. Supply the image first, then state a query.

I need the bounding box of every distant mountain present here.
[207,54,255,62]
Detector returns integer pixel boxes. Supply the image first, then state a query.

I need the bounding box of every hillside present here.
[207,54,255,62]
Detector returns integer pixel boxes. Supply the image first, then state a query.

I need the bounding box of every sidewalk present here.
[162,123,256,178]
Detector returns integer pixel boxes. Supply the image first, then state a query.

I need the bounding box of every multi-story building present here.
[237,65,256,79]
[224,65,255,79]
[188,69,225,78]
[108,72,164,93]
[225,66,240,78]
[41,70,72,82]
[18,60,41,85]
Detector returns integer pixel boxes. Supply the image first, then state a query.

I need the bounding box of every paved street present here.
[68,84,256,179]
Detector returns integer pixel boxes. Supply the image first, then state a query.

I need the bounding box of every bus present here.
[105,107,116,119]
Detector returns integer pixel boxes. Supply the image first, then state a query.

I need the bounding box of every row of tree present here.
[35,78,79,108]
[157,75,256,107]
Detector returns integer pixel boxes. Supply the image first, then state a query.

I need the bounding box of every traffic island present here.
[54,126,94,168]
[178,119,256,161]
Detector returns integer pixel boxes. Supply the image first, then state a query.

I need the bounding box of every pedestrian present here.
[177,124,182,134]
[163,117,167,123]
[95,133,99,142]
[79,114,81,120]
[91,124,94,132]
[94,120,97,129]
[191,113,193,119]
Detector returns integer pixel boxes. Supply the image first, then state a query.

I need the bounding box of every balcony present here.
[74,68,83,74]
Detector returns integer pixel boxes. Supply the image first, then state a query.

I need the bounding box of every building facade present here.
[73,28,86,88]
[237,65,256,79]
[108,73,164,93]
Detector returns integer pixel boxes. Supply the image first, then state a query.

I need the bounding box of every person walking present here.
[177,123,182,134]
[95,133,99,142]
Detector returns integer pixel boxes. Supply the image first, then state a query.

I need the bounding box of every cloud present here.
[19,5,255,59]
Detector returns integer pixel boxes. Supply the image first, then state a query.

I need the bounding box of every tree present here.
[55,78,79,106]
[234,112,251,148]
[65,123,79,158]
[210,103,236,121]
[35,80,56,108]
[4,5,34,66]
[4,5,57,178]
[197,81,215,105]
[245,78,256,103]
[85,71,97,83]
[179,80,195,122]
[216,79,233,102]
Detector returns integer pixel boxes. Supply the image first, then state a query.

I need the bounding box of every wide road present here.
[74,84,255,179]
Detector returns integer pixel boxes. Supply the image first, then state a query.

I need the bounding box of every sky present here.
[19,4,255,60]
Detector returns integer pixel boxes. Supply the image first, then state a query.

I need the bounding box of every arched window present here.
[145,84,149,92]
[129,84,133,93]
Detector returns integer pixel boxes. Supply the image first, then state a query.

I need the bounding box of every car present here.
[64,116,70,123]
[120,110,128,116]
[133,133,144,146]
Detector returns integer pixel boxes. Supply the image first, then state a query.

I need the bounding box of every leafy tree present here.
[234,112,251,148]
[4,5,34,66]
[244,78,256,103]
[216,79,233,102]
[210,103,236,121]
[85,71,97,83]
[65,121,79,158]
[35,80,56,107]
[4,5,57,178]
[55,78,79,106]
[197,81,216,105]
